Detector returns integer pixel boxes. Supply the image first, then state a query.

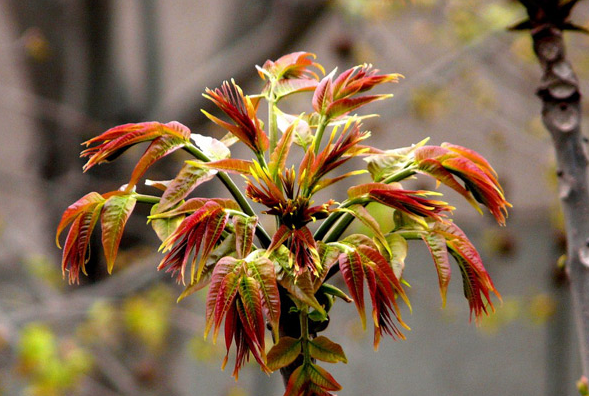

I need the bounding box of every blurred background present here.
[1,0,589,395]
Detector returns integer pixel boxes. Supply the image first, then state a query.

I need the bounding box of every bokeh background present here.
[1,0,589,395]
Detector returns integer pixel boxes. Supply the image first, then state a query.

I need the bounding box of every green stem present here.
[134,193,161,205]
[184,143,272,248]
[313,115,329,155]
[299,306,311,364]
[314,197,368,241]
[268,97,278,154]
[319,166,417,243]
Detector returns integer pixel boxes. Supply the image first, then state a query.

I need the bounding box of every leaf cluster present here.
[56,52,510,395]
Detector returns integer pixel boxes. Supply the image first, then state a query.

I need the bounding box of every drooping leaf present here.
[100,193,137,273]
[151,198,239,219]
[209,271,241,341]
[308,336,347,364]
[385,232,408,280]
[284,364,306,396]
[236,276,266,362]
[56,192,105,248]
[204,256,240,336]
[421,231,451,306]
[61,205,102,284]
[339,250,366,329]
[195,207,228,282]
[267,337,302,371]
[246,255,280,339]
[157,162,216,213]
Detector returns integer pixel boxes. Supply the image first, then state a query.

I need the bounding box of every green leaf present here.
[150,204,185,242]
[157,162,215,213]
[234,216,258,259]
[267,337,302,371]
[318,283,352,303]
[340,204,390,256]
[385,232,408,280]
[308,336,348,364]
[100,193,137,273]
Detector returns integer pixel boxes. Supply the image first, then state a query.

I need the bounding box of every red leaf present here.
[100,193,137,273]
[82,121,190,171]
[284,365,307,396]
[339,251,366,328]
[236,277,267,364]
[325,94,391,119]
[421,231,451,306]
[126,135,187,190]
[210,271,241,341]
[204,256,240,336]
[246,256,281,339]
[196,207,228,282]
[56,192,105,248]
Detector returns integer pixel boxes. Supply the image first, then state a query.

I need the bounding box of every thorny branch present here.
[517,0,589,378]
